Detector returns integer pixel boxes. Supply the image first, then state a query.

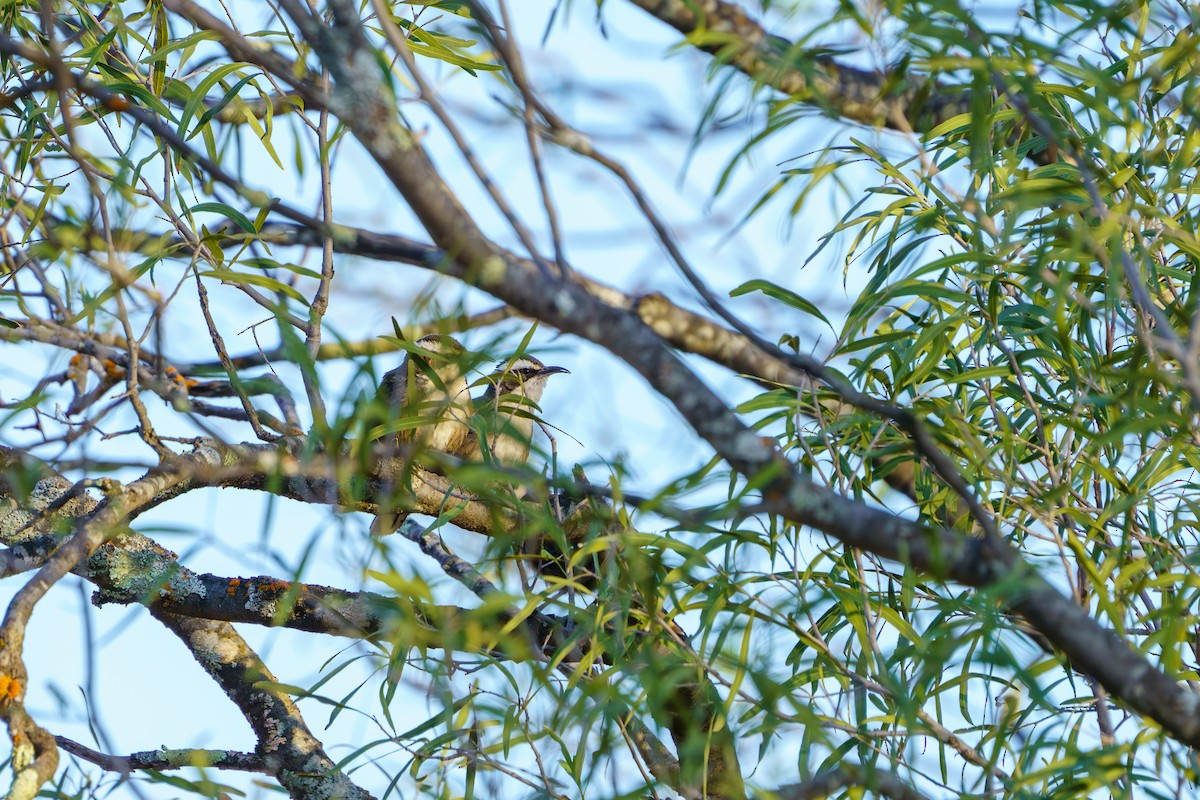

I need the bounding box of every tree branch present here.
[56,736,266,774]
[773,763,933,800]
[623,0,967,134]
[150,610,373,800]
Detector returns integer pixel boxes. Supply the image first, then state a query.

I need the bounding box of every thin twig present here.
[369,0,554,277]
[469,0,571,277]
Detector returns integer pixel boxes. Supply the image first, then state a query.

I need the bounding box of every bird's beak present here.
[538,365,570,378]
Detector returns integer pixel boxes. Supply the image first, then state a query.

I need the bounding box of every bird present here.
[455,353,571,582]
[456,354,569,468]
[369,333,471,534]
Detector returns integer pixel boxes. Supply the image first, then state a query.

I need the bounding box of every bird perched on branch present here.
[369,333,471,534]
[450,353,571,582]
[457,355,569,468]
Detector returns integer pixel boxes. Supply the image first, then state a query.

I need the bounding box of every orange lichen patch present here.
[0,675,23,706]
[102,359,126,380]
[227,578,241,598]
[163,366,199,388]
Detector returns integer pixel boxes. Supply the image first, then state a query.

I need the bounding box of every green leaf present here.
[197,269,307,303]
[189,201,256,233]
[177,63,257,139]
[730,279,832,328]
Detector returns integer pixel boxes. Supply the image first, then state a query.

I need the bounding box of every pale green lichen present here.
[11,732,32,770]
[552,289,577,316]
[166,569,207,600]
[0,476,92,543]
[246,581,279,617]
[188,626,242,667]
[478,255,508,288]
[8,767,40,800]
[89,534,202,604]
[0,507,39,543]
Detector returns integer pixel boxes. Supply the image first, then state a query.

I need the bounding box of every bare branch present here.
[56,736,266,774]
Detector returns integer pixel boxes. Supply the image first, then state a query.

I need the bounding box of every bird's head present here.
[484,355,569,405]
[405,334,469,394]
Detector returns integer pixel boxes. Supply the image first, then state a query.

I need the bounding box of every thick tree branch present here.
[625,0,967,133]
[624,0,1057,168]
[151,611,372,800]
[773,763,933,800]
[136,437,523,536]
[628,0,964,130]
[0,444,593,658]
[116,564,581,660]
